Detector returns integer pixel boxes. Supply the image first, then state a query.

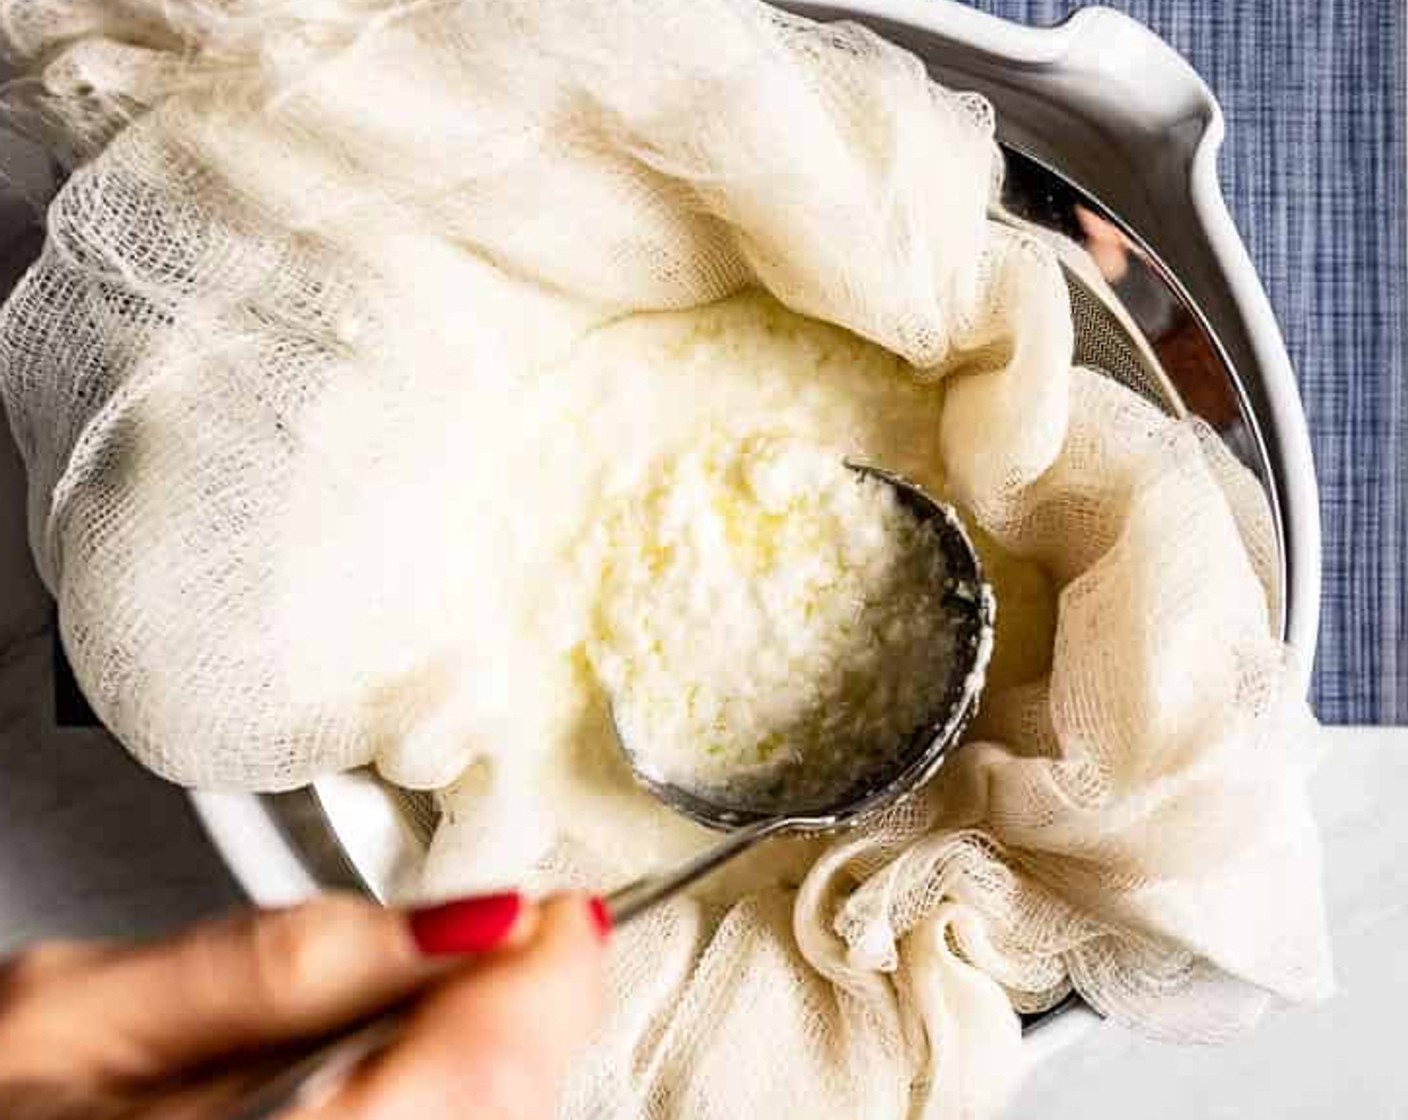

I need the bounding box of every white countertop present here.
[1,420,1403,1116]
[1009,727,1408,1120]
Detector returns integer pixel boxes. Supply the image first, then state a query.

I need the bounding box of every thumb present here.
[0,894,526,1083]
[329,893,611,1120]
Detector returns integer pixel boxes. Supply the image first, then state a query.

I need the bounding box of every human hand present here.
[0,892,610,1120]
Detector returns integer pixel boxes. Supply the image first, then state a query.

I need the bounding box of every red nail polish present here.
[588,896,613,941]
[409,892,522,956]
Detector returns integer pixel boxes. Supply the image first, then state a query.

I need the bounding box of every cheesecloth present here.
[0,1,1331,1117]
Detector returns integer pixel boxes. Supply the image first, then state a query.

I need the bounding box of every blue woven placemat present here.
[962,0,1407,725]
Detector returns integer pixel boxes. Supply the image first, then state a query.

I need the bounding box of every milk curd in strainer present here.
[281,288,1054,887]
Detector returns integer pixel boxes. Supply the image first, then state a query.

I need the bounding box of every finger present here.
[0,1078,129,1120]
[0,893,532,1084]
[326,894,610,1120]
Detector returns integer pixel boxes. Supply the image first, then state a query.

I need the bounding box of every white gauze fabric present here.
[0,2,1330,1118]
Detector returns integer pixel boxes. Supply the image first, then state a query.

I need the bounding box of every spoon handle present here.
[198,820,788,1118]
[604,816,791,926]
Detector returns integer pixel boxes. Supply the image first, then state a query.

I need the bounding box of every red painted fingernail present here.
[588,896,612,941]
[408,892,523,956]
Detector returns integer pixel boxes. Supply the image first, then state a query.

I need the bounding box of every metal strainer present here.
[176,5,1317,1059]
[194,143,1287,1053]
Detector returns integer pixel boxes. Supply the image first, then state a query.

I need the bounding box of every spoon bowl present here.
[605,464,995,924]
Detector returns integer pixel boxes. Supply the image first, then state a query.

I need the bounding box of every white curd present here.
[590,437,959,811]
[277,283,1050,889]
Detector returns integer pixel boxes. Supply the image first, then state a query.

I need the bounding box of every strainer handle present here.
[604,816,791,926]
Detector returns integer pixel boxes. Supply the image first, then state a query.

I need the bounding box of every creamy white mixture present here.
[591,437,958,811]
[278,285,1052,887]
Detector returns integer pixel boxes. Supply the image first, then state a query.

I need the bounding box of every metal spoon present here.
[206,465,993,1119]
[603,463,995,926]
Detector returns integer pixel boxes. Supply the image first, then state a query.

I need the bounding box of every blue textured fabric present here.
[958,1,1406,724]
